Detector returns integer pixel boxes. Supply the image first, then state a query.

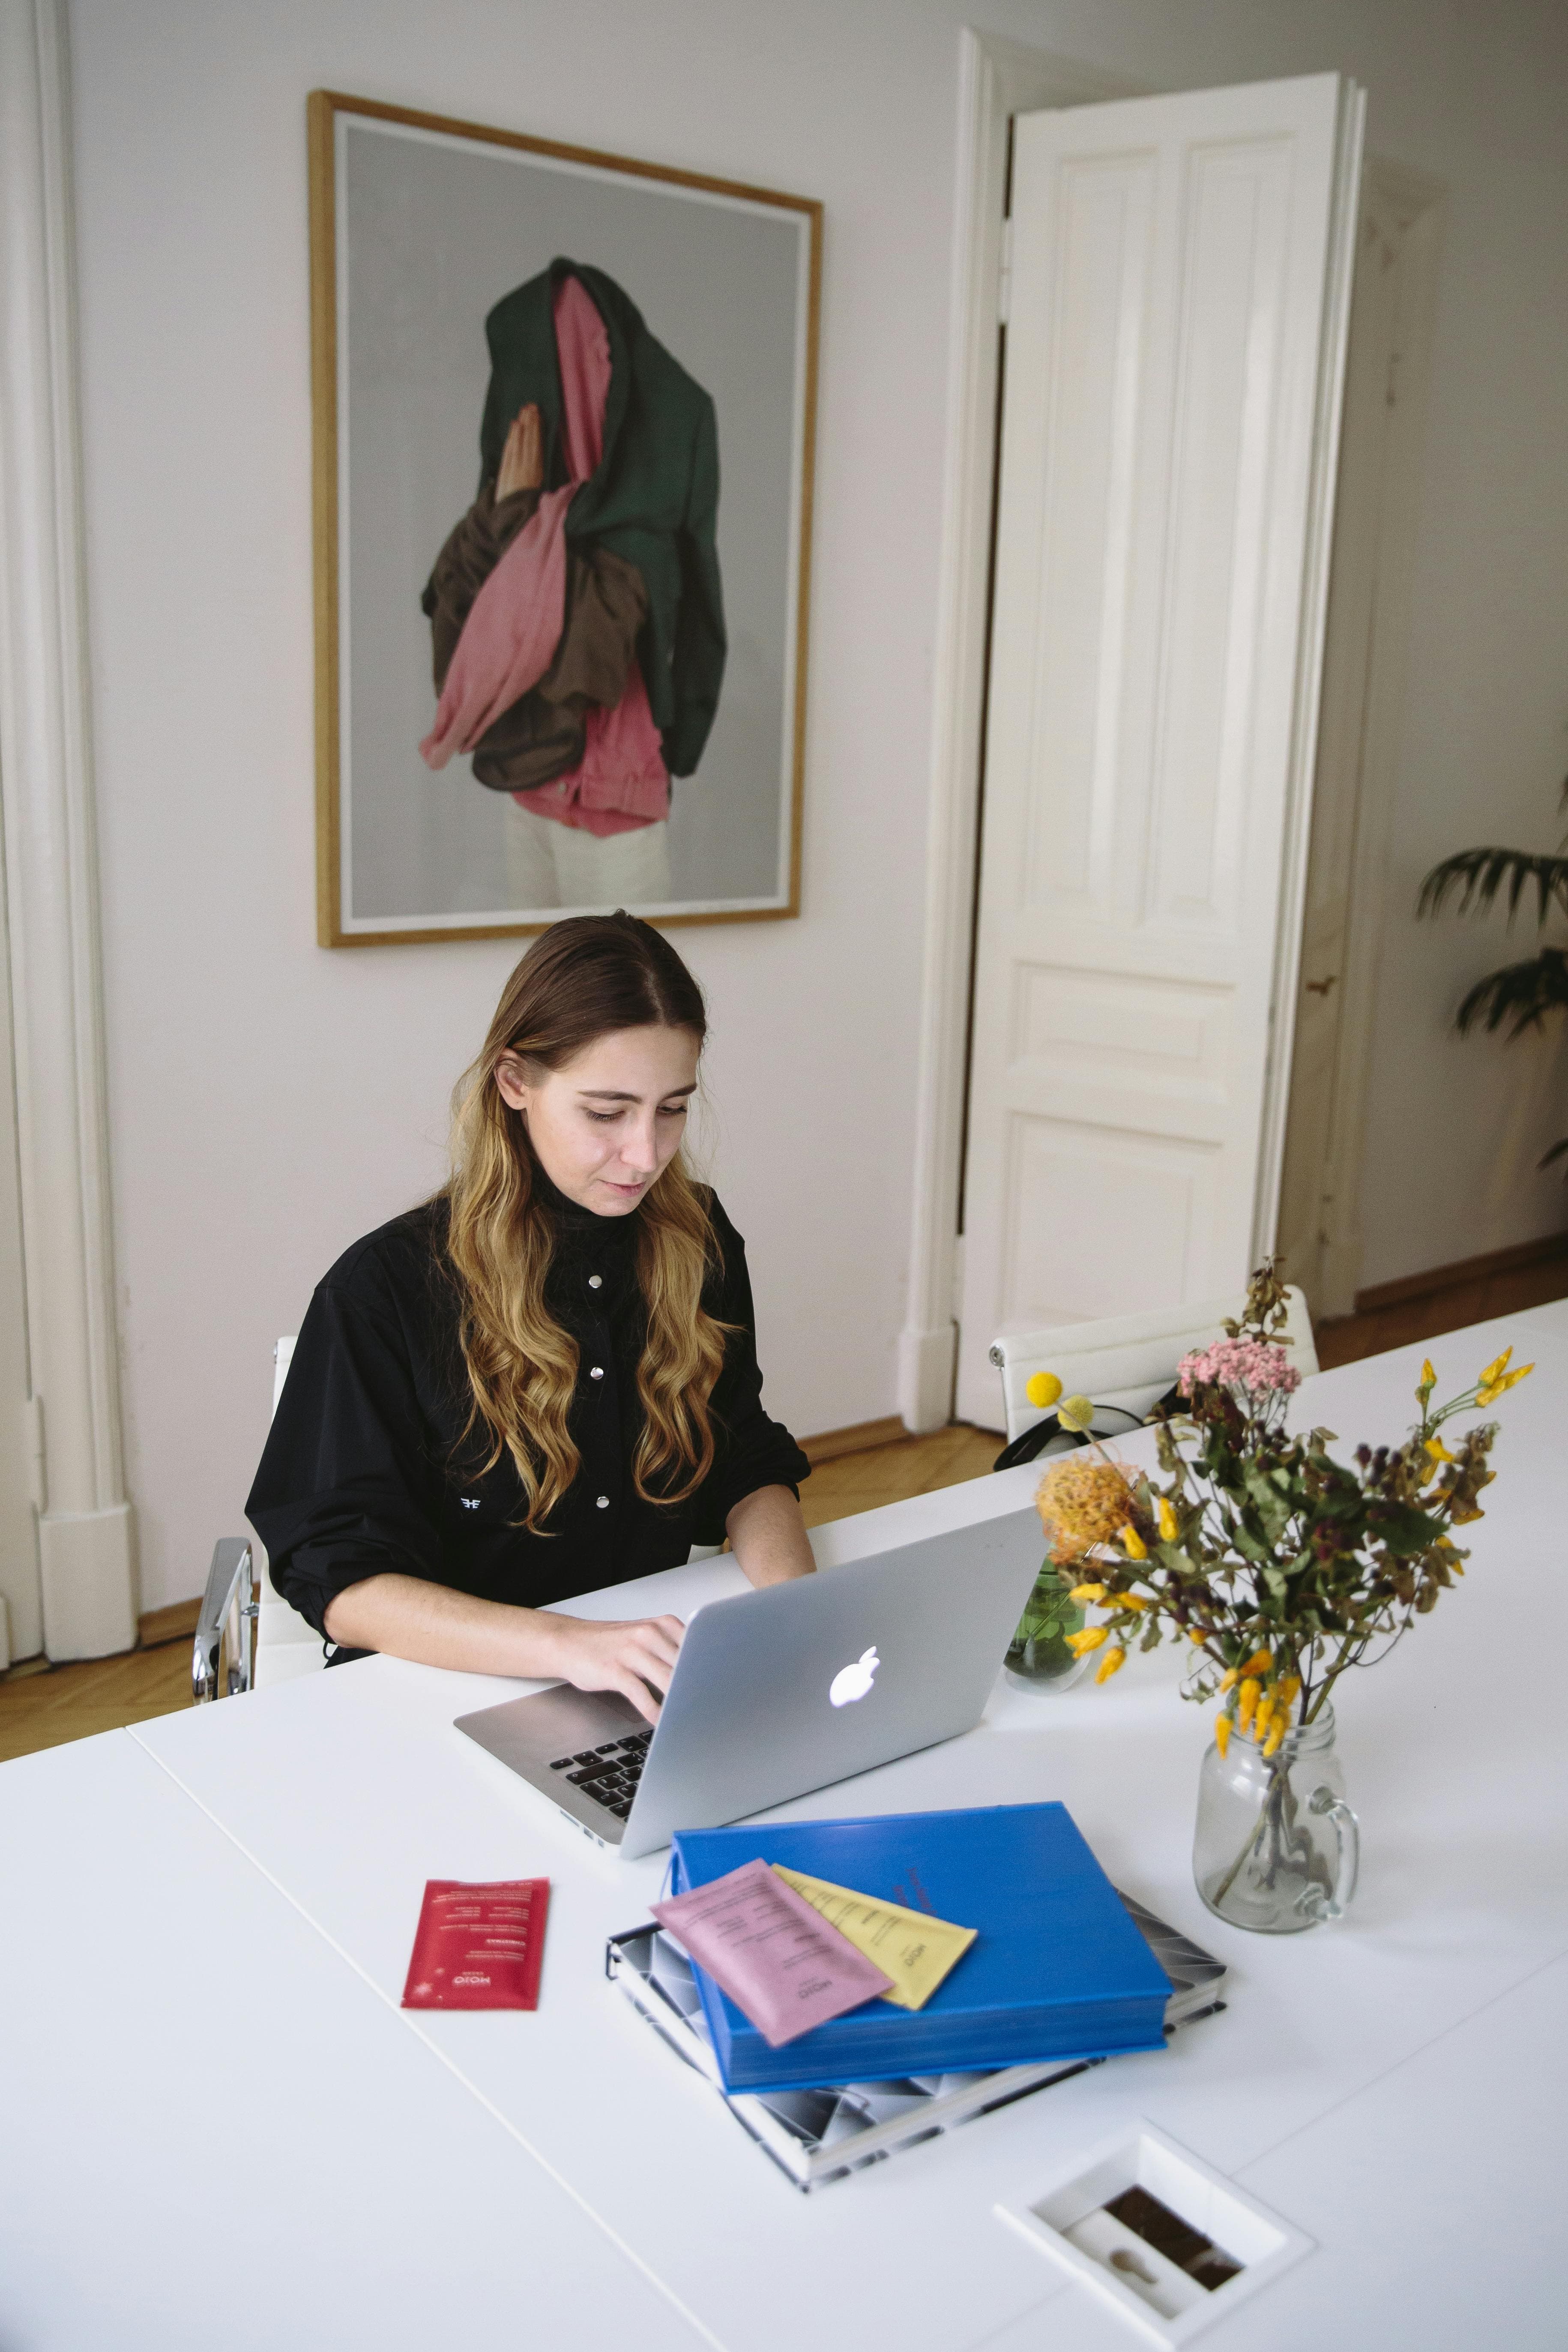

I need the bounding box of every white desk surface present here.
[8,1305,1566,2349]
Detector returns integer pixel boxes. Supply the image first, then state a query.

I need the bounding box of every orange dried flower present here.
[1035,1457,1137,1565]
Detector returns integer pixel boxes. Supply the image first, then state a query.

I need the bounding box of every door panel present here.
[958,74,1363,1425]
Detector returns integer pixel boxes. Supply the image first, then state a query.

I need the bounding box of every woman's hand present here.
[536,1610,686,1727]
[497,402,544,500]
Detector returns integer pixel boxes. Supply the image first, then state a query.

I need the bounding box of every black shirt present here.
[246,1183,809,1643]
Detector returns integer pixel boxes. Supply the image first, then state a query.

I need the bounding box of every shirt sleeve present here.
[687,1196,811,1544]
[245,1280,448,1639]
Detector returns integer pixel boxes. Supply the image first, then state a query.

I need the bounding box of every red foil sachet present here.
[401,1878,550,2011]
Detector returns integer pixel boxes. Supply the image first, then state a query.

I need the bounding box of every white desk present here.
[6,1307,1566,2349]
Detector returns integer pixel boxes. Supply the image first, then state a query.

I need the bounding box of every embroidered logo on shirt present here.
[460,1497,481,1511]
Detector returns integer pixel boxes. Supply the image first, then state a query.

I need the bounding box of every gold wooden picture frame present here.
[308,90,820,946]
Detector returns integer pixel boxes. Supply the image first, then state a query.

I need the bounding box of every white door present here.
[0,861,41,1665]
[956,73,1364,1427]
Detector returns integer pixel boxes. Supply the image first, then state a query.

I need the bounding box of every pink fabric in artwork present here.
[422,276,670,836]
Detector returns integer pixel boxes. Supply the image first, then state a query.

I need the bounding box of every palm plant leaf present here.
[1417,846,1568,926]
[1454,946,1568,1039]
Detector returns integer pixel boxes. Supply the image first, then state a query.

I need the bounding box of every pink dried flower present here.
[1179,1336,1302,1401]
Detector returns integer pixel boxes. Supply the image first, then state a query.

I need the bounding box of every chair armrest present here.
[192,1538,255,1703]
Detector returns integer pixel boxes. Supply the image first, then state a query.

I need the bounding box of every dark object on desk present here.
[668,1804,1175,2093]
[1106,2185,1243,2292]
[605,1889,1226,2191]
[991,1391,1181,1473]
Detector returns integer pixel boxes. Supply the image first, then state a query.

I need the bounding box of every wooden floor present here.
[6,1236,1562,1769]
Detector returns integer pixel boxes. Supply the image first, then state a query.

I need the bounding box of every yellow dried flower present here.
[1068,1583,1108,1604]
[1035,1456,1137,1563]
[1115,1592,1152,1613]
[1262,1720,1286,1758]
[1479,1347,1513,1390]
[1095,1646,1126,1683]
[1424,1436,1457,1465]
[1157,1498,1179,1543]
[1187,1628,1208,1646]
[1120,1524,1148,1560]
[1058,1393,1095,1434]
[1239,1648,1274,1680]
[1066,1625,1109,1655]
[1025,1370,1063,1411]
[1254,1693,1276,1736]
[1418,1358,1437,1393]
[1478,1362,1533,1406]
[1237,1676,1261,1730]
[1214,1715,1232,1758]
[1218,1667,1238,1693]
[1277,1674,1302,1707]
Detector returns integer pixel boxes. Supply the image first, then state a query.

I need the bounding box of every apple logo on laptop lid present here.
[829,1646,880,1708]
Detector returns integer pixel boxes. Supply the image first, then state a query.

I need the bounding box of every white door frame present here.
[898,30,1143,1432]
[0,0,136,1657]
[899,30,1362,1430]
[1277,160,1446,1318]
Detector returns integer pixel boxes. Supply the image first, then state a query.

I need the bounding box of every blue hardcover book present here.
[668,1804,1173,2094]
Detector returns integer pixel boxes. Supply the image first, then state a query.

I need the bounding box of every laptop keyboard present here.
[548,1730,652,1822]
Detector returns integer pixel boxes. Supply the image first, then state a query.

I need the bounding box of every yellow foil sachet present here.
[769,1865,977,2011]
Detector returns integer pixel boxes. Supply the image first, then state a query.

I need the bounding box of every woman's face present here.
[495,1024,700,1216]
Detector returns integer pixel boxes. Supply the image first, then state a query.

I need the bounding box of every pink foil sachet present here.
[650,1858,893,2047]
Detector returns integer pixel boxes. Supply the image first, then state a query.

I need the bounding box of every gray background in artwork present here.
[342,122,803,920]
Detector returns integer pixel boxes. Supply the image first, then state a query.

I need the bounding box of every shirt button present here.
[589,1365,604,1380]
[595,1494,610,1510]
[588,1275,603,1290]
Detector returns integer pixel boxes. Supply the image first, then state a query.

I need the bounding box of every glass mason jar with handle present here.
[1193,1705,1359,1933]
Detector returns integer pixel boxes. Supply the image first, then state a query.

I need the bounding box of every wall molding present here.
[896,30,1143,1432]
[0,0,136,1658]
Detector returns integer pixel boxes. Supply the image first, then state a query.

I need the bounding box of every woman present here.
[248,914,813,1722]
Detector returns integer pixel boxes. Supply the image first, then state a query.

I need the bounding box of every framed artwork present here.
[308,90,820,946]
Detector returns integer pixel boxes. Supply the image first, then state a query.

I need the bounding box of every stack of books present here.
[665,1803,1176,2092]
[607,1801,1227,2190]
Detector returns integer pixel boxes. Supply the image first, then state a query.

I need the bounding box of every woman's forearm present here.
[321,1573,685,1723]
[323,1573,565,1676]
[725,1483,817,1587]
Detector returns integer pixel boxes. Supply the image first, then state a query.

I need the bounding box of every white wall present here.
[69,0,1568,1612]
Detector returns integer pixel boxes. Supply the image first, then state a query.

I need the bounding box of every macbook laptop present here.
[454,1507,1044,1859]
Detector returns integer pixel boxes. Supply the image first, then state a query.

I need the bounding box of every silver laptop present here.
[454,1507,1044,1859]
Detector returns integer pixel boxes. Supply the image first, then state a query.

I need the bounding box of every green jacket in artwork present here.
[478,258,726,780]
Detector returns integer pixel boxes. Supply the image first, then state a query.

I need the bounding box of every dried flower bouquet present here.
[1032,1262,1532,1754]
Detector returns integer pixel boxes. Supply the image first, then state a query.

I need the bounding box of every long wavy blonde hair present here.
[443,913,730,1531]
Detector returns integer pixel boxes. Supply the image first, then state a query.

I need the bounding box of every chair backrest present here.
[253,1335,325,1690]
[991,1288,1319,1446]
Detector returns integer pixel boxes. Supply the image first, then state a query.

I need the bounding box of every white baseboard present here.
[896,1323,958,1434]
[40,1502,137,1659]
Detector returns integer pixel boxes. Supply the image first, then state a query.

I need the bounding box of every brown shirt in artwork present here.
[420,484,652,794]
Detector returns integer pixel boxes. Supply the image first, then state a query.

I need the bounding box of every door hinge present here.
[951,1233,967,1323]
[997,216,1013,325]
[25,1392,45,1515]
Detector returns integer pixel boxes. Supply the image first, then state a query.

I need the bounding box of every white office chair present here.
[989,1287,1319,1449]
[193,1337,321,1702]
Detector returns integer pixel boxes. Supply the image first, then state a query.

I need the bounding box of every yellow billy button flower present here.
[1214,1715,1232,1758]
[1095,1646,1126,1684]
[1025,1370,1064,1411]
[1121,1524,1148,1560]
[1157,1498,1179,1543]
[1066,1626,1108,1655]
[1068,1583,1108,1604]
[1058,1394,1095,1434]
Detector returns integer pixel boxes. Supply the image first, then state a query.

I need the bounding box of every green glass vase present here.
[1003,1559,1090,1692]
